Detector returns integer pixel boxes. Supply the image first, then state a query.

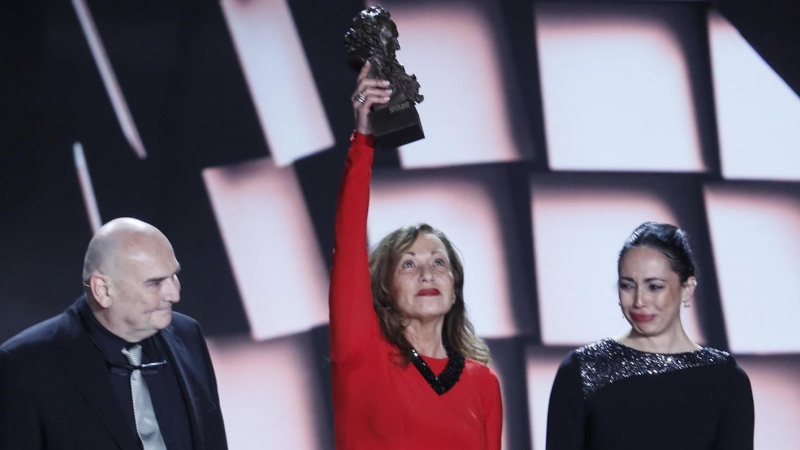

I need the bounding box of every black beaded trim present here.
[410,345,465,395]
[576,338,730,399]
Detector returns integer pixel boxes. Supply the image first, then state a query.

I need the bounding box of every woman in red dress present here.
[329,62,503,449]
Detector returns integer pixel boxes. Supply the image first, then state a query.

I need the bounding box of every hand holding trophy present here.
[345,6,425,148]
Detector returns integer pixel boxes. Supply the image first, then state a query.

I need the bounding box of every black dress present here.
[546,338,754,450]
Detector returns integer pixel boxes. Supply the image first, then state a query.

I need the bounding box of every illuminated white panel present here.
[374,1,531,168]
[208,335,326,449]
[525,348,564,450]
[535,3,705,172]
[203,158,329,341]
[368,168,523,338]
[704,184,800,353]
[738,357,800,450]
[708,11,800,181]
[531,180,704,346]
[221,0,333,166]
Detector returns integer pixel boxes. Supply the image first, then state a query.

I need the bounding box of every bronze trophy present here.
[345,6,424,148]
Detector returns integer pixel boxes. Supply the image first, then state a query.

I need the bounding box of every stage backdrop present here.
[1,1,799,448]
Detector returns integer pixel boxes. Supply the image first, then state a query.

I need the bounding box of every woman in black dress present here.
[546,222,755,450]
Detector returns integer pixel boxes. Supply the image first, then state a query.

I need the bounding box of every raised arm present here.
[329,63,392,365]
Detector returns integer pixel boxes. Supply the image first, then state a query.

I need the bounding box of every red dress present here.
[329,132,503,450]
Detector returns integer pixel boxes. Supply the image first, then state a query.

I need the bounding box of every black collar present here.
[410,345,465,395]
[78,301,164,374]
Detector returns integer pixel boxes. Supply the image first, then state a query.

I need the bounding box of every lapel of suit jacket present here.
[55,297,141,450]
[160,324,208,449]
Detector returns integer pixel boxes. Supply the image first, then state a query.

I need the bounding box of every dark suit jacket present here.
[0,295,228,449]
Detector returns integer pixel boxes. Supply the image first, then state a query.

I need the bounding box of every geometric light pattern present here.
[203,158,330,341]
[71,0,147,159]
[72,142,103,233]
[708,11,800,181]
[376,0,533,168]
[704,183,800,354]
[207,334,329,449]
[221,0,334,166]
[535,3,706,172]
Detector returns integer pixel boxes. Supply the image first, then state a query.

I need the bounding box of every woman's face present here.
[391,233,455,323]
[618,246,695,339]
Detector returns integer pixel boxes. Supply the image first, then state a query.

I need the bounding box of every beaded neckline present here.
[576,338,729,399]
[410,345,465,396]
[610,338,705,356]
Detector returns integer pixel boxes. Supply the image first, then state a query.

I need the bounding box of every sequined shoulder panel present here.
[575,338,730,400]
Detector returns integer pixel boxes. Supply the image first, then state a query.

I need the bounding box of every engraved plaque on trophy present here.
[345,6,424,149]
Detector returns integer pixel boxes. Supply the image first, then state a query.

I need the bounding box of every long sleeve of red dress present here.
[330,132,503,450]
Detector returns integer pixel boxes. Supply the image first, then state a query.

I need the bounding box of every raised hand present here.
[352,61,392,135]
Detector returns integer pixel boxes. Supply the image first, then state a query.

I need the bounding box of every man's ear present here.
[89,274,112,309]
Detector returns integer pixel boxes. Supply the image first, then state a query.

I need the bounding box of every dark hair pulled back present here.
[618,222,697,282]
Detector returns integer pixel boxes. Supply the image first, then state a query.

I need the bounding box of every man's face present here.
[106,234,181,342]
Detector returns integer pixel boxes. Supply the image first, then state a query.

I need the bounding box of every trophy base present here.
[371,100,425,149]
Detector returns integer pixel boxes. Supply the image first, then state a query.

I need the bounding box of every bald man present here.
[0,218,227,449]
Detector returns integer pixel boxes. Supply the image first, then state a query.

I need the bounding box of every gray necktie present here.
[121,344,167,450]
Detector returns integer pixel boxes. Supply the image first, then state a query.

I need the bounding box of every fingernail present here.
[382,80,390,86]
